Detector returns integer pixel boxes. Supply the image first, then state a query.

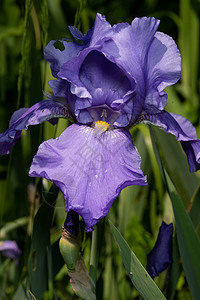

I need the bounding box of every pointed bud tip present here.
[59,228,81,270]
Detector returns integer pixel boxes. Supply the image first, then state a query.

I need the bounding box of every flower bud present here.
[147,221,173,279]
[59,211,81,270]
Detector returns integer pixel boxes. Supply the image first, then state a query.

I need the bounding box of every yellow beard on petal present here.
[94,120,110,132]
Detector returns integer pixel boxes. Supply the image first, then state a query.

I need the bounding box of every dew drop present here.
[95,174,98,179]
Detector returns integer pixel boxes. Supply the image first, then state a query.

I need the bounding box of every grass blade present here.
[109,220,166,300]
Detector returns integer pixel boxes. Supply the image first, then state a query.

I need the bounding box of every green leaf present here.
[168,182,200,300]
[13,278,31,300]
[150,126,199,205]
[179,0,199,120]
[17,0,32,108]
[150,127,200,299]
[109,220,166,300]
[28,184,59,300]
[189,184,200,228]
[166,235,182,300]
[0,24,23,42]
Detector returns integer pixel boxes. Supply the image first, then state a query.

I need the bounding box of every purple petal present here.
[147,222,173,279]
[76,50,135,126]
[181,140,200,172]
[60,49,135,127]
[48,79,77,115]
[0,99,69,155]
[48,79,69,99]
[88,13,113,47]
[57,14,140,127]
[68,26,93,44]
[9,107,29,126]
[111,17,160,101]
[44,39,85,78]
[79,50,132,102]
[145,32,181,110]
[64,210,79,236]
[58,46,119,98]
[0,240,22,259]
[55,15,117,86]
[46,14,182,129]
[138,111,200,172]
[68,26,84,40]
[46,14,118,82]
[29,124,147,231]
[58,16,122,97]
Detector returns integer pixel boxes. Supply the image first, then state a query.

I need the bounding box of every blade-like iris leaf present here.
[109,220,166,300]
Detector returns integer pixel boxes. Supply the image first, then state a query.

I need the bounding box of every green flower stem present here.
[89,223,100,287]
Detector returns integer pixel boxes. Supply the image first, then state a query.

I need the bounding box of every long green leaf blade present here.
[169,188,200,300]
[28,184,59,300]
[109,220,166,300]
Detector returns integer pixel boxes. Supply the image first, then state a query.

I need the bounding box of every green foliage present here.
[109,220,167,300]
[125,214,153,266]
[0,0,200,299]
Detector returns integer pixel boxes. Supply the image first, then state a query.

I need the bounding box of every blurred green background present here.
[0,0,199,299]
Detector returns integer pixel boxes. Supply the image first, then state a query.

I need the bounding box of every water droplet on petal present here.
[95,174,98,179]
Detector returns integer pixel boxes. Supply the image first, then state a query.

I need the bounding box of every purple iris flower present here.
[147,222,173,279]
[0,240,22,259]
[0,14,200,231]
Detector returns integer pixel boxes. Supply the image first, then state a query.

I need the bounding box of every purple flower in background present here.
[0,14,200,231]
[0,240,22,259]
[147,222,173,279]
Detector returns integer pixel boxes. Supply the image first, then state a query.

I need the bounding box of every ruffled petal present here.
[0,99,69,155]
[145,32,181,110]
[79,50,132,99]
[147,222,173,279]
[58,16,160,105]
[59,48,135,127]
[89,13,112,46]
[138,111,200,172]
[44,39,85,78]
[58,15,127,100]
[29,124,147,231]
[46,14,118,82]
[111,17,160,100]
[58,15,118,88]
[58,45,120,97]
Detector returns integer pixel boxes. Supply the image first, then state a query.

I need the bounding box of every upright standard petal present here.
[59,48,136,127]
[0,99,69,155]
[145,32,181,111]
[88,13,112,46]
[29,124,147,231]
[138,110,200,172]
[111,18,159,93]
[147,222,173,279]
[109,17,160,120]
